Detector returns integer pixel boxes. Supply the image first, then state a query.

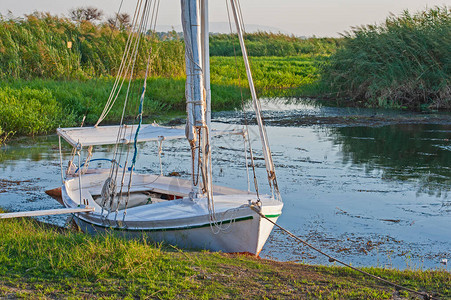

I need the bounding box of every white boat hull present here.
[62,170,282,255]
[73,209,279,254]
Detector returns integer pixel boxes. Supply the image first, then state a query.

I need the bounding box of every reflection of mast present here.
[182,0,211,199]
[229,0,280,196]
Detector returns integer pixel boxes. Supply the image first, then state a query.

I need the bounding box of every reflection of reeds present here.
[0,126,14,146]
[320,6,450,110]
[332,124,451,198]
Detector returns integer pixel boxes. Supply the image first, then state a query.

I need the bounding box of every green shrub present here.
[0,86,75,135]
[320,6,450,110]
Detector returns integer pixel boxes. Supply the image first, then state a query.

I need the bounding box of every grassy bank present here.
[0,55,322,138]
[0,217,449,299]
[210,32,340,57]
[319,6,450,110]
[2,7,450,143]
[0,11,333,143]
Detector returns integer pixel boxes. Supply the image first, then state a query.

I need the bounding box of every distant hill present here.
[156,22,291,35]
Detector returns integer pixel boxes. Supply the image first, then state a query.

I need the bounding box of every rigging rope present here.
[96,0,144,126]
[130,51,152,168]
[250,205,438,300]
[225,0,260,201]
[229,0,282,202]
[122,0,161,219]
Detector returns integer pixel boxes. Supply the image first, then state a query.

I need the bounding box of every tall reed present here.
[0,12,185,80]
[319,6,450,110]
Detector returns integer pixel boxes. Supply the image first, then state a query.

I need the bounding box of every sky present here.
[1,0,448,36]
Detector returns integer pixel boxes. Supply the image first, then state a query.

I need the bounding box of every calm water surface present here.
[1,99,450,270]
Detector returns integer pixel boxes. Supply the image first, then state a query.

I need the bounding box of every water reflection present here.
[331,125,450,199]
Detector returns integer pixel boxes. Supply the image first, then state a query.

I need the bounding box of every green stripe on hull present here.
[78,216,253,232]
[77,213,281,232]
[264,214,281,218]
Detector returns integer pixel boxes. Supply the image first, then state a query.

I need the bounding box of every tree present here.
[69,8,84,23]
[69,6,103,23]
[107,13,131,30]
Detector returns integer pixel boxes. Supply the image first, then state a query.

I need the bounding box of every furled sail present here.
[181,0,213,200]
[181,0,206,143]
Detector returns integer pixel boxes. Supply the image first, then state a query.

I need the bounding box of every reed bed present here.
[320,6,450,110]
[0,13,334,81]
[0,12,185,80]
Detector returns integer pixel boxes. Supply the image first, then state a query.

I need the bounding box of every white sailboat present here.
[56,0,283,255]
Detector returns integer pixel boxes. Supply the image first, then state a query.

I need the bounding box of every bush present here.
[320,6,451,110]
[0,86,75,135]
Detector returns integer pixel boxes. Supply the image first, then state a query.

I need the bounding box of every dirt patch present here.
[188,253,432,299]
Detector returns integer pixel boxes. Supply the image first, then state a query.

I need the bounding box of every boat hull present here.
[73,210,279,254]
[62,171,282,255]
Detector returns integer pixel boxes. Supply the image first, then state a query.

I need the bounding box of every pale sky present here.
[1,0,448,36]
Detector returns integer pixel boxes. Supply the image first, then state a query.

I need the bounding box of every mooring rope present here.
[250,205,439,300]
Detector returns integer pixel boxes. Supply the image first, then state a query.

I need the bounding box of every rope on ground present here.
[250,205,439,300]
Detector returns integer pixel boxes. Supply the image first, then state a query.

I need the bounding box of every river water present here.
[1,99,450,270]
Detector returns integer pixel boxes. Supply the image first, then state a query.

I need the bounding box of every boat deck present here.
[63,170,282,223]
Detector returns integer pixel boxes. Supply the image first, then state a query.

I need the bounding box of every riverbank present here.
[0,216,448,299]
[2,7,450,143]
[0,54,321,139]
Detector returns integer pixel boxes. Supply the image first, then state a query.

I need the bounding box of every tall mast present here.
[201,0,213,200]
[201,0,211,128]
[229,0,280,196]
[181,0,211,199]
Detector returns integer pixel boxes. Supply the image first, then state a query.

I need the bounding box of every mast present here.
[229,0,280,196]
[201,0,213,200]
[181,0,211,199]
[201,0,211,128]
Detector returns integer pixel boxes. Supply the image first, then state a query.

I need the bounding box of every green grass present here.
[0,216,449,299]
[319,6,451,110]
[0,78,191,130]
[210,32,341,57]
[0,55,322,138]
[211,55,323,96]
[0,86,76,135]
